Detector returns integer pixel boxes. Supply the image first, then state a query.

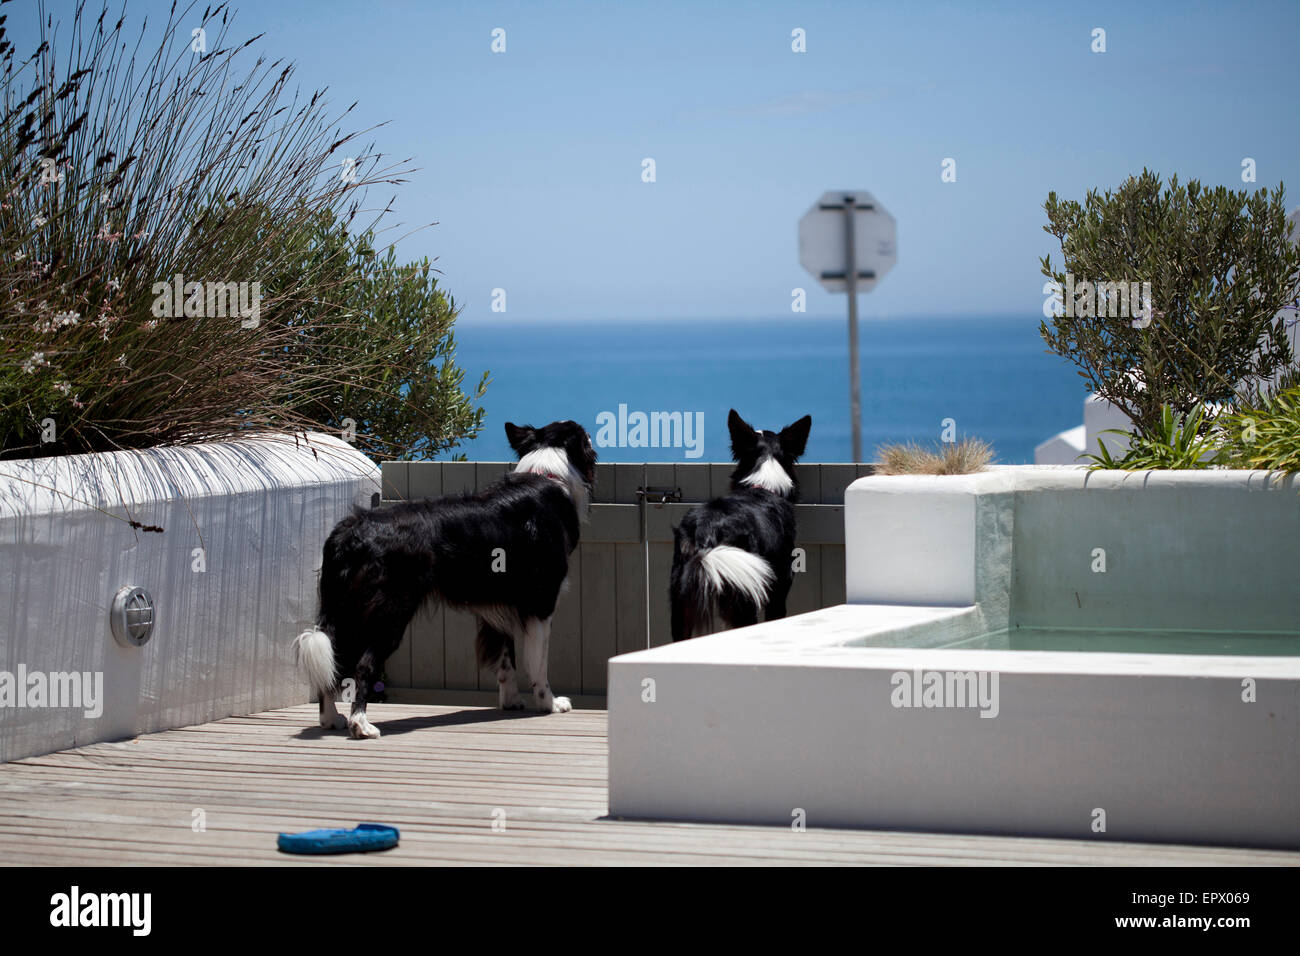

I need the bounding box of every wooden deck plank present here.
[1,704,1296,867]
[0,806,1265,867]
[5,813,1083,865]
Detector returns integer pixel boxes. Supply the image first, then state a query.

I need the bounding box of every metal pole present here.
[844,195,861,463]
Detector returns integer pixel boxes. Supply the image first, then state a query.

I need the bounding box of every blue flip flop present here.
[277,823,400,855]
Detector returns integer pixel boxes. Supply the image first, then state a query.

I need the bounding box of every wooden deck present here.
[1,703,1296,866]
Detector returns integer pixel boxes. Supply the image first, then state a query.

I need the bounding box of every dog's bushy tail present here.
[697,545,774,605]
[293,628,337,697]
[680,545,774,636]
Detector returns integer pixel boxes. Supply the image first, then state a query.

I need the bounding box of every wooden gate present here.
[376,461,871,704]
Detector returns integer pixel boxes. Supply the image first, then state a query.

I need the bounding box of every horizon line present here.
[456,311,1046,325]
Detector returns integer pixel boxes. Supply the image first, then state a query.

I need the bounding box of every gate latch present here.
[636,485,681,508]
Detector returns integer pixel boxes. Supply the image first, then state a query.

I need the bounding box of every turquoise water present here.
[448,315,1084,464]
[940,627,1300,657]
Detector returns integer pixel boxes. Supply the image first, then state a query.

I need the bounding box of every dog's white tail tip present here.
[697,545,774,606]
[293,628,337,696]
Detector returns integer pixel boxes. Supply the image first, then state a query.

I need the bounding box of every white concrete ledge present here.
[619,604,980,661]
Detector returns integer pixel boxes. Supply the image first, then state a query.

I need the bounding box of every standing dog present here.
[669,410,812,640]
[294,420,596,738]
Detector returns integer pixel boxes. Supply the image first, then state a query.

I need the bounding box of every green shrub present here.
[1082,404,1220,470]
[1218,387,1300,473]
[1040,170,1300,438]
[270,208,487,460]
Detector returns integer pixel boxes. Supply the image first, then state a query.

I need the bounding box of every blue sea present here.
[446,316,1087,464]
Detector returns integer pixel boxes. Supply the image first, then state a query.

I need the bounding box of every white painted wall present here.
[1035,392,1138,464]
[1033,424,1084,465]
[0,433,378,762]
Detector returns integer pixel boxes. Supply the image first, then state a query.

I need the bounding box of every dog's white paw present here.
[320,699,348,731]
[550,696,572,714]
[348,715,381,739]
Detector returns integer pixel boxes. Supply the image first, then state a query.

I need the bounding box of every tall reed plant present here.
[1,1,482,460]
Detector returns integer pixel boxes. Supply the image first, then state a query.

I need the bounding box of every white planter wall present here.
[0,433,378,762]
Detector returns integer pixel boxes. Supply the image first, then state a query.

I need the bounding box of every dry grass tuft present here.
[876,438,995,475]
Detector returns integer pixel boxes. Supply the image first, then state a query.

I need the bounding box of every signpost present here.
[798,190,897,462]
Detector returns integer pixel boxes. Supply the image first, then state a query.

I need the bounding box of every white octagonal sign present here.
[799,190,897,293]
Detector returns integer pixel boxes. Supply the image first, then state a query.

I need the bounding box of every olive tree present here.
[1039,170,1300,435]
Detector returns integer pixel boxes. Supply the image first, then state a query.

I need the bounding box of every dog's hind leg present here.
[478,618,524,710]
[764,573,793,623]
[497,661,523,709]
[496,640,523,711]
[319,695,347,731]
[346,649,382,739]
[345,600,419,739]
[523,616,571,714]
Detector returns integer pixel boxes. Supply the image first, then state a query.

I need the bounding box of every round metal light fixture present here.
[111,586,155,647]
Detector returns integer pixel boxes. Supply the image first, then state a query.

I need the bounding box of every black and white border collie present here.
[293,420,597,738]
[669,409,812,641]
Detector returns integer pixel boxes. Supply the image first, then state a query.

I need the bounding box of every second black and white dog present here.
[669,409,812,640]
[293,420,596,738]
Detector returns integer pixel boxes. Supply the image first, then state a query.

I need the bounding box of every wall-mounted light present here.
[111,586,155,647]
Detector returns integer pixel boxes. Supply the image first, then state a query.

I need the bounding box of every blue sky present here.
[12,0,1300,324]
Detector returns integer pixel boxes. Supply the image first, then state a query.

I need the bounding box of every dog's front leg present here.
[523,616,571,713]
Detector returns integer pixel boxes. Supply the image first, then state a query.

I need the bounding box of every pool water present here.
[938,627,1300,657]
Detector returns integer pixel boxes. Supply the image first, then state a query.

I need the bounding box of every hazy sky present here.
[13,0,1300,323]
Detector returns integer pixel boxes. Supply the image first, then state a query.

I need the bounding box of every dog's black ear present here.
[727,409,757,450]
[779,415,812,460]
[504,422,535,454]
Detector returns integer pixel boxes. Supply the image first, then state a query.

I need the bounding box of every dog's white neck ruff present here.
[516,446,590,515]
[739,455,795,496]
